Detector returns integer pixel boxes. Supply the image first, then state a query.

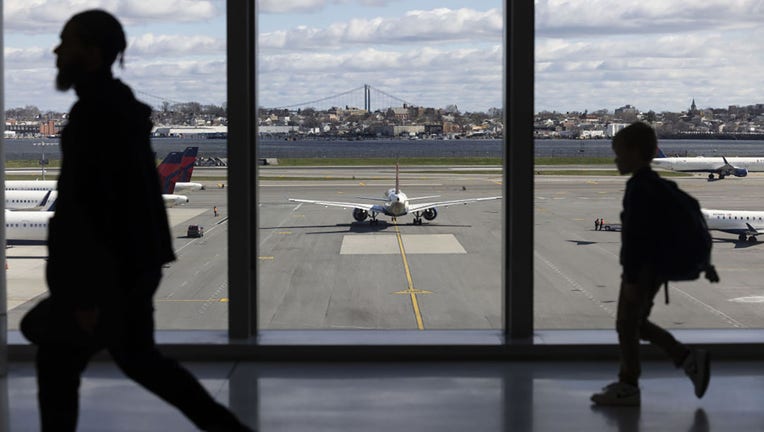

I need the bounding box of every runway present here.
[7,166,764,332]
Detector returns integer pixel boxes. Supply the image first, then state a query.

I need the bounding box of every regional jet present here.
[288,163,502,225]
[702,208,764,242]
[652,148,764,180]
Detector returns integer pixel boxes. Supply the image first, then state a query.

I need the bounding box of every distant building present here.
[606,123,629,137]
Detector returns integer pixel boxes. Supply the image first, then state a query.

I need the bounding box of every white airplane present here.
[652,148,764,180]
[4,209,53,244]
[5,180,58,191]
[5,190,57,210]
[288,163,502,225]
[702,208,764,242]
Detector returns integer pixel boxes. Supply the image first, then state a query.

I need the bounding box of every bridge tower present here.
[364,84,371,112]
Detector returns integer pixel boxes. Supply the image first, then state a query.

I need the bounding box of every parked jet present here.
[289,163,502,225]
[5,190,56,211]
[4,209,53,244]
[5,180,58,191]
[652,148,764,180]
[702,208,764,242]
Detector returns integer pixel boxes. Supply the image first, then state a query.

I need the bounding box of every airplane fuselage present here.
[384,188,409,217]
[653,157,764,174]
[702,208,764,241]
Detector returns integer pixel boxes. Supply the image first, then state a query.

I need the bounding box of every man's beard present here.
[55,70,74,91]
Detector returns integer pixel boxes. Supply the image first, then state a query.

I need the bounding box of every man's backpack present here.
[653,177,720,303]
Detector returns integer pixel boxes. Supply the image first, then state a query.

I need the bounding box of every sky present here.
[3,1,764,114]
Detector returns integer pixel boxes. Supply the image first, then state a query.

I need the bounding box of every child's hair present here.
[613,121,658,161]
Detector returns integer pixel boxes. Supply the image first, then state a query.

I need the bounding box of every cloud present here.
[257,0,403,14]
[128,34,225,56]
[259,8,502,49]
[535,0,764,37]
[257,45,502,111]
[4,0,220,34]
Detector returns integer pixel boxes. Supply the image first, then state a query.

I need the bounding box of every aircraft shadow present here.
[712,237,761,249]
[260,222,472,235]
[566,240,619,246]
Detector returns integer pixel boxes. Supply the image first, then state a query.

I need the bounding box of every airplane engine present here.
[353,208,369,221]
[734,168,748,177]
[423,208,438,221]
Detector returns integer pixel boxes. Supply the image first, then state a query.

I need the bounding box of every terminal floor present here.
[4,358,764,431]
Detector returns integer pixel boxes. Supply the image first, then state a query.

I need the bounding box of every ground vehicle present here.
[187,225,204,237]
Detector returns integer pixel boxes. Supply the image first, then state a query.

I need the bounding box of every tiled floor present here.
[3,359,764,431]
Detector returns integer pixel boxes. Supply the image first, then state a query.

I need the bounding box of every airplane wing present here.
[289,198,380,212]
[408,196,502,213]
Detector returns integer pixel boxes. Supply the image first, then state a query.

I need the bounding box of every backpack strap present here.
[664,281,670,305]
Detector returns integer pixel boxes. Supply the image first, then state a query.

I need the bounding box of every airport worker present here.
[594,218,600,231]
[20,9,253,432]
[590,121,709,406]
[599,218,604,230]
[214,205,219,217]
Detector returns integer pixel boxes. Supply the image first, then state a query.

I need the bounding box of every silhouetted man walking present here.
[21,10,253,431]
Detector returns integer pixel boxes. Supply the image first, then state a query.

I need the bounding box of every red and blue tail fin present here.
[179,146,199,182]
[157,151,184,194]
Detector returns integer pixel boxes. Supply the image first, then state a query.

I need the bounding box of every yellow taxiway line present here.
[392,220,428,330]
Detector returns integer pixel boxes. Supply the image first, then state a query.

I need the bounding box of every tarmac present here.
[6,166,764,332]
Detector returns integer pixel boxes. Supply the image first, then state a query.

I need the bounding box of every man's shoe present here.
[683,348,710,398]
[591,381,640,406]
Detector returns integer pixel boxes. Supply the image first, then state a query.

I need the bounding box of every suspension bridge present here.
[273,84,417,112]
[133,84,419,113]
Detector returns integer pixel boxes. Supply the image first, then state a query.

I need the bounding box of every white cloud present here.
[259,8,502,49]
[257,0,403,14]
[4,0,220,34]
[128,34,225,56]
[258,45,502,111]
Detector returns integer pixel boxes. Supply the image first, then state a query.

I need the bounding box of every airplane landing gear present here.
[413,212,423,225]
[708,173,715,180]
[749,236,758,243]
[739,233,747,241]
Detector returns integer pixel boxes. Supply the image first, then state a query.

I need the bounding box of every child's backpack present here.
[653,177,720,303]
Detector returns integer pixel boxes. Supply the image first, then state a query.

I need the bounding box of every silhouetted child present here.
[590,122,709,406]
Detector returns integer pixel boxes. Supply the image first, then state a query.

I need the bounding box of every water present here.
[6,137,764,160]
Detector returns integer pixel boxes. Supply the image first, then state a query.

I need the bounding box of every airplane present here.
[652,148,764,180]
[5,179,58,191]
[5,190,56,211]
[174,146,204,192]
[288,163,502,225]
[702,208,764,242]
[4,209,53,244]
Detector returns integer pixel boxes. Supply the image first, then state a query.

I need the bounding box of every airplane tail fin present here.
[157,151,184,194]
[655,147,667,158]
[395,161,400,194]
[179,146,199,182]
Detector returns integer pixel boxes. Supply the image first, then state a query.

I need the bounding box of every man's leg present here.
[35,343,94,432]
[107,271,250,430]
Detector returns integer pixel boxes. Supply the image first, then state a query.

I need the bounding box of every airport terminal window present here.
[2,4,228,332]
[255,2,505,331]
[534,2,764,331]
